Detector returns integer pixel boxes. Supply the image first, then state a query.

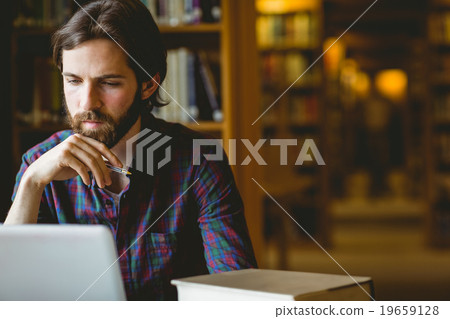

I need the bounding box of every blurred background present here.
[1,0,450,300]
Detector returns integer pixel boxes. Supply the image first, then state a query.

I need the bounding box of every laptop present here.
[0,224,127,301]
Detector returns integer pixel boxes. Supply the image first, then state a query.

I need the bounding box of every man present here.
[6,0,257,300]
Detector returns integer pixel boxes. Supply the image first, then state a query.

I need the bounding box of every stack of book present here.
[154,48,222,123]
[141,0,221,26]
[257,12,319,49]
[13,0,221,29]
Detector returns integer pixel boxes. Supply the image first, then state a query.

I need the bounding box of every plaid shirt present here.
[12,112,257,300]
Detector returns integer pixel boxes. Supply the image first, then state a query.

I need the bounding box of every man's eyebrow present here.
[61,72,126,79]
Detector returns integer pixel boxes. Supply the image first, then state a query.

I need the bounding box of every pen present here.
[105,163,132,176]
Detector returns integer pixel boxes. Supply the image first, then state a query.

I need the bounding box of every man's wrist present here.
[22,167,47,193]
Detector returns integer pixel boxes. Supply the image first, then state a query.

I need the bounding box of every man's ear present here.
[141,73,160,100]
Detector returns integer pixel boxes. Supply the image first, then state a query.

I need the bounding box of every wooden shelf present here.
[12,24,222,37]
[159,23,221,34]
[184,121,223,132]
[13,24,222,36]
[256,0,328,250]
[258,43,319,52]
[331,198,426,220]
[263,83,321,92]
[288,123,319,130]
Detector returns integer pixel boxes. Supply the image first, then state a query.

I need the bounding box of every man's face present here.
[62,38,141,148]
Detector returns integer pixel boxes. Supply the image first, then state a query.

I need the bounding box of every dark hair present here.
[52,0,167,110]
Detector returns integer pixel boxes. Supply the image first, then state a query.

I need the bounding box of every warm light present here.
[256,0,320,14]
[340,59,359,88]
[375,69,408,102]
[354,72,371,98]
[323,37,346,78]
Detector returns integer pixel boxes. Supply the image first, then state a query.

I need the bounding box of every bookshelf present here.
[9,1,264,258]
[427,0,450,247]
[321,0,430,247]
[255,0,329,268]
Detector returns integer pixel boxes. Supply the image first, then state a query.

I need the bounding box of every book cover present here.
[171,269,374,301]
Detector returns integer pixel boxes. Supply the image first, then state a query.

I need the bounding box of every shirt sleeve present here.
[10,154,58,224]
[192,149,258,273]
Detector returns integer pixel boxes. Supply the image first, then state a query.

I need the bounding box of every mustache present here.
[73,111,112,123]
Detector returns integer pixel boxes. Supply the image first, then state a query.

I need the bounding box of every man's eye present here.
[102,82,120,86]
[67,79,81,84]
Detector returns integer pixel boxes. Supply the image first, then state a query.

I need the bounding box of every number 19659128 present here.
[380,305,439,316]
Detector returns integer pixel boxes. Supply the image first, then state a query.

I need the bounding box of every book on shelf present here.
[199,0,221,23]
[156,48,187,122]
[141,0,220,26]
[257,12,319,49]
[153,48,221,123]
[261,52,320,88]
[285,51,309,86]
[171,269,374,301]
[14,0,75,28]
[14,0,221,29]
[196,50,222,122]
[288,94,319,125]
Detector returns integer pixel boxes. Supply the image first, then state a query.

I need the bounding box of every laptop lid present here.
[0,224,126,301]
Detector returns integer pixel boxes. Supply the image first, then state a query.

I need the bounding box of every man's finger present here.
[74,134,123,168]
[69,143,108,188]
[63,156,91,186]
[70,136,112,186]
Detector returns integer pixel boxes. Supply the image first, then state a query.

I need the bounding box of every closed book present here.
[187,51,199,120]
[192,0,202,24]
[157,0,169,25]
[171,269,374,301]
[177,47,190,122]
[183,0,194,24]
[196,51,222,122]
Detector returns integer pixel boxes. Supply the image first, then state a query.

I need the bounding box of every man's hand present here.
[25,134,123,189]
[5,134,123,224]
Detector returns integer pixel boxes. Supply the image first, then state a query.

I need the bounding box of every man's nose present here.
[79,83,101,111]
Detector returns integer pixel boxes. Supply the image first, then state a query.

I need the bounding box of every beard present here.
[64,90,143,149]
